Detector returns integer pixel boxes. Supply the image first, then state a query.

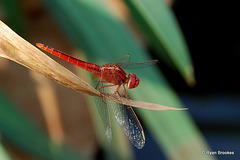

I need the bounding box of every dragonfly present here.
[36,43,158,149]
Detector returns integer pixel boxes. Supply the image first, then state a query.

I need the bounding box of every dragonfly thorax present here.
[127,73,139,89]
[99,64,127,85]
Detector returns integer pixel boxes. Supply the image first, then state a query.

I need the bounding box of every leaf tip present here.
[184,65,196,87]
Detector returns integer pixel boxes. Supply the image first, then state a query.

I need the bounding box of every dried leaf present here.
[104,93,187,111]
[0,20,186,111]
[0,20,99,97]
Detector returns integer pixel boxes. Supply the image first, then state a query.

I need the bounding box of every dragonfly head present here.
[127,73,140,89]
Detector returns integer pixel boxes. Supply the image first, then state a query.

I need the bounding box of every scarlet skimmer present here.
[36,43,157,149]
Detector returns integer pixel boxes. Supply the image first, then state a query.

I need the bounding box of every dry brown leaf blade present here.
[0,20,187,111]
[104,93,187,111]
[0,20,99,97]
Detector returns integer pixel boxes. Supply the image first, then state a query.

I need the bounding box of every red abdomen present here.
[36,43,100,74]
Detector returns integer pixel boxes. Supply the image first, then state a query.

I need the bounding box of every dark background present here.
[173,0,240,93]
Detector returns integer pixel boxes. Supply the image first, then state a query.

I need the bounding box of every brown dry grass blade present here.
[104,93,187,111]
[0,20,99,97]
[0,20,187,111]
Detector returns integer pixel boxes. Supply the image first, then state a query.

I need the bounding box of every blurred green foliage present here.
[0,142,11,160]
[0,91,87,160]
[1,0,25,36]
[124,0,195,85]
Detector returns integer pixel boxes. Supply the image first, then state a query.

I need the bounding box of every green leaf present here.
[1,0,25,36]
[124,0,195,86]
[0,91,87,160]
[0,142,11,160]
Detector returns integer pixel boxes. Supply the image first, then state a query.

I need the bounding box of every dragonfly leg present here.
[95,81,109,104]
[111,85,122,102]
[112,85,132,102]
[122,85,131,99]
[95,80,101,89]
[98,83,121,102]
[118,84,130,100]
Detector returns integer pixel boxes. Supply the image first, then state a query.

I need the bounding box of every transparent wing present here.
[108,55,157,69]
[94,80,145,149]
[94,97,112,144]
[109,100,145,149]
[107,55,131,64]
[94,81,112,144]
[117,60,158,69]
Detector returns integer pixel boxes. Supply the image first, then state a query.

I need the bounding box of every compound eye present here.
[127,73,140,89]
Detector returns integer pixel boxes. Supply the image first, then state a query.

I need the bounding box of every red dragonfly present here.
[36,43,157,149]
